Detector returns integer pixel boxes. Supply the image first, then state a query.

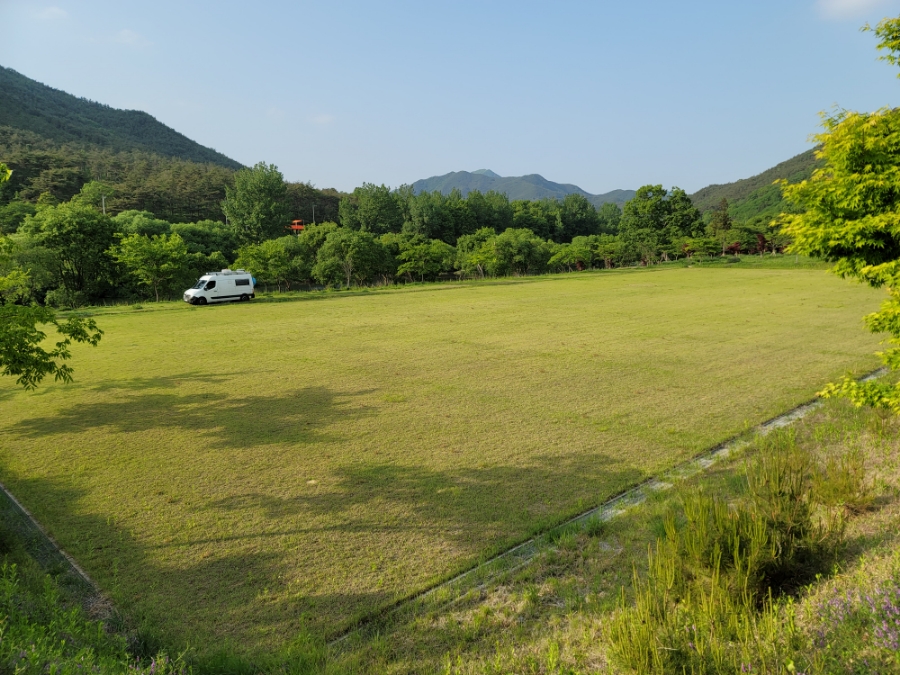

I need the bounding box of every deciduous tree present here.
[708,198,733,256]
[0,166,103,389]
[780,15,900,413]
[339,183,403,235]
[20,198,116,306]
[395,237,455,282]
[111,233,191,301]
[222,162,289,244]
[313,229,386,287]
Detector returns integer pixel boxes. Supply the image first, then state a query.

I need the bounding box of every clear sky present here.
[2,0,900,194]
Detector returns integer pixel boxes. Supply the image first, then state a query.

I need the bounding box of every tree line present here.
[0,157,793,307]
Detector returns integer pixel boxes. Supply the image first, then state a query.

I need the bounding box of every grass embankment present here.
[0,500,188,675]
[0,264,884,656]
[339,397,900,674]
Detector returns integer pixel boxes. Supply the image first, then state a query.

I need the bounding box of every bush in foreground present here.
[608,432,856,674]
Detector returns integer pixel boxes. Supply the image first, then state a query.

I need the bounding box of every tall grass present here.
[607,431,856,674]
[0,563,187,675]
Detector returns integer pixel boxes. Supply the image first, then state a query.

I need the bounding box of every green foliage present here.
[812,449,875,514]
[707,198,733,255]
[619,185,665,264]
[0,199,36,234]
[113,210,172,237]
[111,233,191,302]
[597,201,622,234]
[548,237,593,272]
[865,16,900,73]
[409,168,635,208]
[619,184,705,263]
[608,434,847,674]
[819,377,900,436]
[511,198,560,240]
[780,90,900,413]
[0,563,186,675]
[235,236,308,291]
[464,190,514,233]
[557,193,600,241]
[0,125,351,233]
[0,304,102,389]
[690,149,822,219]
[313,228,388,287]
[395,236,456,282]
[593,233,625,268]
[489,227,551,276]
[20,198,116,306]
[285,180,342,226]
[223,162,290,244]
[340,183,404,235]
[170,219,239,260]
[402,189,479,244]
[0,126,237,222]
[454,227,497,278]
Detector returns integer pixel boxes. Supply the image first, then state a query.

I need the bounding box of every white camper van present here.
[183,269,255,305]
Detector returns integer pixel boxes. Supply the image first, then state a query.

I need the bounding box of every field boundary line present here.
[328,367,888,647]
[0,476,100,602]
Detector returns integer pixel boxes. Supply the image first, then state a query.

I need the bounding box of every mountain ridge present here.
[689,148,822,221]
[410,170,635,208]
[0,65,242,170]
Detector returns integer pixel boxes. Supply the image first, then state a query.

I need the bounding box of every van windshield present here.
[192,279,206,289]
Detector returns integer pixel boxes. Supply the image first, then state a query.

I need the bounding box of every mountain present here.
[0,69,344,226]
[0,66,242,170]
[689,148,822,222]
[411,170,635,208]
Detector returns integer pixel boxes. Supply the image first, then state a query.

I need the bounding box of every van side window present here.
[235,278,250,286]
[205,280,216,290]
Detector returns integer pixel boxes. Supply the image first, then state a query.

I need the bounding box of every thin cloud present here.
[36,6,67,20]
[818,0,895,19]
[113,29,152,48]
[310,114,335,125]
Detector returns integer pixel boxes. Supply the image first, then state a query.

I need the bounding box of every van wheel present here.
[197,297,207,306]
[240,294,250,302]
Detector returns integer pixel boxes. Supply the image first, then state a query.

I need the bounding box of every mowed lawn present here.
[0,266,884,652]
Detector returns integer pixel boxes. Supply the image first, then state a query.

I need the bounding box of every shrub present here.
[607,435,848,674]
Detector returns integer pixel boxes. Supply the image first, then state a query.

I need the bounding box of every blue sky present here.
[2,0,900,194]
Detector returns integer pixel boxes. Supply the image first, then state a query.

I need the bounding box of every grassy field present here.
[0,264,885,655]
[339,395,900,675]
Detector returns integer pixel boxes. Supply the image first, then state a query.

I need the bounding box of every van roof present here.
[203,269,251,276]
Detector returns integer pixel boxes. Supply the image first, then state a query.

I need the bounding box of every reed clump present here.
[608,431,856,674]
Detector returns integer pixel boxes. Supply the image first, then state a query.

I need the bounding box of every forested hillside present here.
[0,126,342,228]
[411,169,635,208]
[0,126,235,223]
[690,148,821,221]
[0,66,242,169]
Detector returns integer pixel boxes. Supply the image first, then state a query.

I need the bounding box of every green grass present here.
[368,394,900,675]
[0,265,884,656]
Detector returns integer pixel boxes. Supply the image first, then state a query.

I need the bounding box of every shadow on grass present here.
[0,446,645,665]
[12,376,375,448]
[87,371,238,393]
[201,453,644,538]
